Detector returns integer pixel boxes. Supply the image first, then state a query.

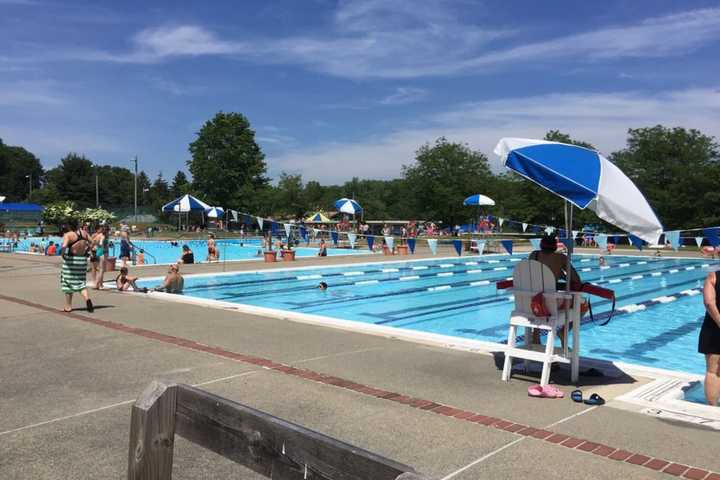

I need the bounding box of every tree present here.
[137,171,151,206]
[611,126,720,229]
[275,172,305,218]
[402,137,493,225]
[45,153,96,207]
[188,112,269,208]
[170,171,190,198]
[0,138,44,202]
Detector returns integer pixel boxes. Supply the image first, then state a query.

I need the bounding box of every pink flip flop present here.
[528,384,544,397]
[528,384,565,398]
[542,385,565,398]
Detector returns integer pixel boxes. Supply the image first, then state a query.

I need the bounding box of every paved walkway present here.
[0,252,717,479]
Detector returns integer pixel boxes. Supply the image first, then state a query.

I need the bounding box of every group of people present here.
[57,220,196,313]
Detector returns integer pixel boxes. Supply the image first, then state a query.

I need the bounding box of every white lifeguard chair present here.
[501,260,582,386]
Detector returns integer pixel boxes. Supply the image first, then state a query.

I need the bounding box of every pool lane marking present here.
[185,255,683,293]
[297,261,700,313]
[3,293,716,480]
[220,257,676,301]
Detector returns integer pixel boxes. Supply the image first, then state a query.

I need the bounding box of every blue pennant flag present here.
[453,239,462,256]
[501,240,513,255]
[532,225,542,234]
[367,235,374,251]
[529,238,541,250]
[703,227,720,247]
[331,230,338,245]
[558,229,566,239]
[407,238,416,254]
[271,221,278,235]
[612,235,620,246]
[629,234,645,250]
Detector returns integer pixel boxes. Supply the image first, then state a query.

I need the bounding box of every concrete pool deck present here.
[1,251,718,479]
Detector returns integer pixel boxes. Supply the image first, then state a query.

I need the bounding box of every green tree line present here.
[1,111,718,231]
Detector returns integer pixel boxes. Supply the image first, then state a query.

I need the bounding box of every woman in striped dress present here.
[60,218,94,313]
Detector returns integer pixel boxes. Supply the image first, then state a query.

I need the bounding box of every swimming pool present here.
[13,236,368,264]
[138,253,716,375]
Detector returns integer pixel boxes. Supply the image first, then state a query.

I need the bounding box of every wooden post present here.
[127,381,178,480]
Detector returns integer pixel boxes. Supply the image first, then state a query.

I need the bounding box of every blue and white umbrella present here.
[463,194,495,206]
[206,206,224,218]
[161,194,211,213]
[335,198,363,215]
[494,138,662,244]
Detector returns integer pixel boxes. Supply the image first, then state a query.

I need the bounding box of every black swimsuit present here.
[65,231,90,257]
[699,271,720,355]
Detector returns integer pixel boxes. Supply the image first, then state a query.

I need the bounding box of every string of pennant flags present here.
[225,209,720,256]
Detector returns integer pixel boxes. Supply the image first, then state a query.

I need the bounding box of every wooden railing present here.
[127,381,429,480]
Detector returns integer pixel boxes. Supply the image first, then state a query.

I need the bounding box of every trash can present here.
[282,250,296,261]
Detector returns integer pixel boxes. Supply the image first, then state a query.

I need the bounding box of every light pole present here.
[132,156,138,224]
[95,165,99,208]
[25,174,32,200]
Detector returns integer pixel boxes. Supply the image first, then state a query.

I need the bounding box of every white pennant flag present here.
[284,223,292,237]
[475,240,486,255]
[427,239,438,255]
[498,218,505,227]
[384,236,395,251]
[695,236,704,247]
[665,231,680,251]
[256,217,264,230]
[347,232,357,249]
[545,226,555,235]
[522,223,528,232]
[572,230,579,239]
[596,234,608,250]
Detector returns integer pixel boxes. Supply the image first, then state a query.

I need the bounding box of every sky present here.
[1,0,720,184]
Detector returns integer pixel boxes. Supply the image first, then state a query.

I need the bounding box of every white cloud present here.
[267,87,720,183]
[42,5,720,79]
[0,80,66,106]
[146,75,203,96]
[379,87,428,105]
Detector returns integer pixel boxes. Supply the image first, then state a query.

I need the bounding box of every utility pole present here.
[95,165,99,208]
[133,156,138,224]
[25,174,32,200]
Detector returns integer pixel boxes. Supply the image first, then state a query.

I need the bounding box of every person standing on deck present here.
[60,218,93,313]
[700,270,720,406]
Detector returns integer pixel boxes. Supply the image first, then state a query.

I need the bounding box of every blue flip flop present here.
[584,393,605,406]
[571,389,583,403]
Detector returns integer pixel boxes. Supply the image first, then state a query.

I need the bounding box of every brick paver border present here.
[1,293,716,480]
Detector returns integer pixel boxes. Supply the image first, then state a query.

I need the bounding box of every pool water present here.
[138,253,718,375]
[14,237,368,264]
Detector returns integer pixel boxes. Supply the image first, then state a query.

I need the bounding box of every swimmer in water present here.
[318,281,328,291]
[599,256,607,267]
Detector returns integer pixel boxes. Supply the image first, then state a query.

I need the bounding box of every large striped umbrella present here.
[335,198,363,215]
[206,207,224,218]
[161,194,211,213]
[463,194,495,206]
[305,212,331,223]
[494,138,662,244]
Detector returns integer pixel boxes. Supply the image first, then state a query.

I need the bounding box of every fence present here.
[128,381,428,480]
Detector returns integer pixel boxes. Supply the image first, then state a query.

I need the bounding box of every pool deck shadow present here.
[1,251,718,479]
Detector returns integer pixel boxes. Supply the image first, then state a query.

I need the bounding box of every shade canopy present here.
[494,138,663,244]
[206,206,224,218]
[0,202,43,212]
[161,194,211,213]
[305,212,331,223]
[335,198,363,215]
[463,194,495,206]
